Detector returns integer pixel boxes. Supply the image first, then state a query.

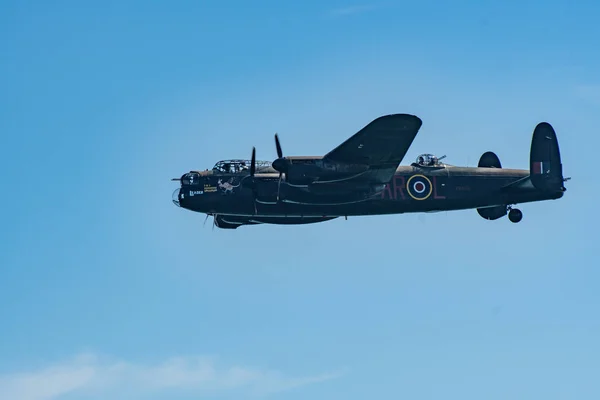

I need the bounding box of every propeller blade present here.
[273,134,286,201]
[250,146,256,176]
[272,135,288,173]
[275,133,283,158]
[277,172,282,201]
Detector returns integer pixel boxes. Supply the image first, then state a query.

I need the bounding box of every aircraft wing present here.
[323,114,423,168]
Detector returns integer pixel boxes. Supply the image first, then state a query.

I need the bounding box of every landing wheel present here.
[508,208,522,223]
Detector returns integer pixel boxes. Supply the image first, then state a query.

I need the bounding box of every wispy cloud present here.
[330,4,380,16]
[0,353,345,400]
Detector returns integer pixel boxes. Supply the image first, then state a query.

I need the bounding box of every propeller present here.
[273,133,286,201]
[240,146,259,214]
[272,133,288,173]
[243,133,287,206]
[275,133,283,158]
[242,147,257,187]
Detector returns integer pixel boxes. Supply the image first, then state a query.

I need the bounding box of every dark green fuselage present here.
[171,116,566,228]
[173,164,562,219]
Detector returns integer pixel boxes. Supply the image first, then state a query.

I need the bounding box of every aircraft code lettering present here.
[189,190,204,196]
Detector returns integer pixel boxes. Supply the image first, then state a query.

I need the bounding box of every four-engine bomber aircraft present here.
[171,114,567,229]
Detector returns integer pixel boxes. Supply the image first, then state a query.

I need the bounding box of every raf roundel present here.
[406,174,433,200]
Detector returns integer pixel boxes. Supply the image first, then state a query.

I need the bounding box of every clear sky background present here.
[1,0,598,399]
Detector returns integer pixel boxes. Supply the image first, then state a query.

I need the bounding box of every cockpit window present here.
[212,159,272,174]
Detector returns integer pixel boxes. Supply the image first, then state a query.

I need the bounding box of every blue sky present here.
[1,0,598,398]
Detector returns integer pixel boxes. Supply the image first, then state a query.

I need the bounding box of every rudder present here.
[530,122,564,192]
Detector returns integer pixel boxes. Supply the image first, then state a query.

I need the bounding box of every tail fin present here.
[530,122,564,192]
[478,151,502,168]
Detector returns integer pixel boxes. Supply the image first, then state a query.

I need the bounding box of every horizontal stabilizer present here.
[478,151,502,168]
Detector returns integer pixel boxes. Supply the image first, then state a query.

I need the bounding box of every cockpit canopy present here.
[182,172,200,185]
[415,153,445,167]
[212,159,272,174]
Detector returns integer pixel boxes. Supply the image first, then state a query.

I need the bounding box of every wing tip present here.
[376,113,422,126]
[322,112,422,164]
[370,113,423,131]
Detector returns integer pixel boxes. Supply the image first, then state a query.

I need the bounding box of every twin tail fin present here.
[529,122,565,192]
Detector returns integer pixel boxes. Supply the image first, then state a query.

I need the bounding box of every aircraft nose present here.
[172,188,182,207]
